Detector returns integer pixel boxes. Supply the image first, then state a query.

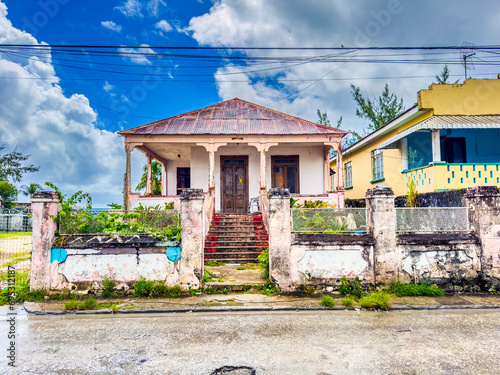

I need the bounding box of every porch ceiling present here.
[378,115,500,150]
[144,143,192,160]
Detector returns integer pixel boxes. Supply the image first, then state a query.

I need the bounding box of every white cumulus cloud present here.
[101,20,122,32]
[115,0,166,18]
[155,19,172,33]
[118,44,156,65]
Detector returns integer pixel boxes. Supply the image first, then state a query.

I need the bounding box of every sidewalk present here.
[20,292,500,315]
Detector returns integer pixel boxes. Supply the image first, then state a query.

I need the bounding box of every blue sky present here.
[1,0,500,206]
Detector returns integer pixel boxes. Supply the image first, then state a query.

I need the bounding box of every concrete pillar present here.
[465,186,500,290]
[30,192,60,290]
[431,130,441,162]
[268,188,292,291]
[336,143,344,190]
[145,154,152,196]
[365,187,400,284]
[324,146,332,193]
[123,145,131,211]
[208,150,215,191]
[161,162,167,196]
[180,189,205,290]
[401,138,408,170]
[260,148,267,191]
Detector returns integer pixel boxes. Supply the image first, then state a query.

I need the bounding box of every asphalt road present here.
[1,308,499,374]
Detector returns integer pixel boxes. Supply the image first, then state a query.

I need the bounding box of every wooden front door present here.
[221,156,248,213]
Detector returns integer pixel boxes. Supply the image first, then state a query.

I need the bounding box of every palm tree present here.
[20,183,42,197]
[136,161,162,196]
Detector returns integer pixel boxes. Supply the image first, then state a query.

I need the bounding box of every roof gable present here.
[119,98,348,136]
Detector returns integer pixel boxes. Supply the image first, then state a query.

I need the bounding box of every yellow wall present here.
[418,79,500,115]
[332,78,500,199]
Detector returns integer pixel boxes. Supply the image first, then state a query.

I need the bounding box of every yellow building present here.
[331,78,500,199]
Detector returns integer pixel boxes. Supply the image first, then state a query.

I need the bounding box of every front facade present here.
[119,98,347,212]
[332,78,500,198]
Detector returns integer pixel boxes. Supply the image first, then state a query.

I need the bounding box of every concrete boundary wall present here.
[268,186,500,292]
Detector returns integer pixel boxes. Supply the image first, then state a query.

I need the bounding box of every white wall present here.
[166,159,190,196]
[267,145,324,195]
[190,146,209,193]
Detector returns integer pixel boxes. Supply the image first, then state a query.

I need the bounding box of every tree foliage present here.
[316,109,342,128]
[0,181,18,208]
[0,145,39,183]
[350,83,405,132]
[136,161,162,196]
[434,64,459,84]
[20,183,43,197]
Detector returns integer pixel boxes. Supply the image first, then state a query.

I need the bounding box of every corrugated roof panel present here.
[119,98,348,136]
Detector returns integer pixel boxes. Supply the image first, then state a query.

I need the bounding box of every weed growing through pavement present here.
[320,295,335,307]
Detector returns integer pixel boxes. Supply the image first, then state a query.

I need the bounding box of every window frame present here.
[371,149,384,181]
[271,155,300,194]
[345,161,352,188]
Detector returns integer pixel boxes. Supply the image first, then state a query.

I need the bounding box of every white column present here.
[208,149,215,191]
[145,155,152,195]
[260,147,267,191]
[336,143,344,190]
[324,146,332,193]
[431,130,441,162]
[161,162,167,196]
[401,138,408,170]
[123,145,131,211]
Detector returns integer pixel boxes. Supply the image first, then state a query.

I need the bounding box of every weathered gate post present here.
[365,187,401,284]
[180,189,204,290]
[30,191,60,291]
[267,188,292,291]
[464,186,500,290]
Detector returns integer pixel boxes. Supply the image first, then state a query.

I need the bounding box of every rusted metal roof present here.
[119,98,348,136]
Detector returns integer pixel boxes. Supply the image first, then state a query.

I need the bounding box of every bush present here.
[133,278,155,297]
[78,296,98,310]
[64,300,78,310]
[134,278,182,298]
[205,260,225,267]
[257,249,269,280]
[102,277,116,298]
[338,276,364,299]
[320,295,335,307]
[202,270,213,283]
[341,297,354,308]
[359,292,392,311]
[389,281,444,297]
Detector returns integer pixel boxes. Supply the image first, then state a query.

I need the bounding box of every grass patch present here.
[236,265,258,270]
[320,295,335,307]
[257,249,269,280]
[341,297,354,308]
[77,296,98,310]
[0,232,31,239]
[338,276,364,299]
[133,278,182,298]
[202,270,214,283]
[126,305,136,309]
[101,277,116,298]
[64,300,78,310]
[0,271,47,305]
[359,292,392,311]
[388,281,444,297]
[205,260,225,267]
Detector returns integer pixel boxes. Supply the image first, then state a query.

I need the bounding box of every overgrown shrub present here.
[257,249,269,280]
[205,260,225,267]
[102,277,116,298]
[64,300,78,310]
[389,281,444,297]
[359,292,392,311]
[338,276,364,299]
[133,278,155,297]
[78,296,98,310]
[320,295,335,307]
[133,278,182,298]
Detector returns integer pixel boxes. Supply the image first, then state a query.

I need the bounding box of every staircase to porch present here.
[204,213,268,262]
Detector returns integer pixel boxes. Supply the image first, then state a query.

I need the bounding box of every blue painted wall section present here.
[50,248,67,263]
[166,247,181,262]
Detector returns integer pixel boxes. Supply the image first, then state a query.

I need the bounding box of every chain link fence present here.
[396,207,470,233]
[1,208,32,290]
[292,208,367,233]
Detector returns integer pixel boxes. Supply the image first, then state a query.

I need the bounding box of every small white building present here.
[119,98,347,212]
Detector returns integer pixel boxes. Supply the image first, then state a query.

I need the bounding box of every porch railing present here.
[395,207,470,233]
[291,208,366,233]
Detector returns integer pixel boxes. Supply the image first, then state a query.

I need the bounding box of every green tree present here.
[136,161,162,196]
[434,64,459,84]
[0,145,39,183]
[316,109,342,128]
[0,181,18,209]
[350,83,405,132]
[20,183,43,197]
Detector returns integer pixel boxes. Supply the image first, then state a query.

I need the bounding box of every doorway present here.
[220,156,248,213]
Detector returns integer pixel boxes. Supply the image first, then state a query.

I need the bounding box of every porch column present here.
[336,143,344,190]
[123,144,131,211]
[260,147,267,190]
[161,162,167,196]
[324,145,333,193]
[431,130,441,162]
[208,149,215,191]
[145,154,152,195]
